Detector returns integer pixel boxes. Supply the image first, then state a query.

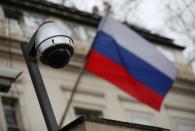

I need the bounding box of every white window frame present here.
[0,96,24,131]
[171,117,195,131]
[126,111,154,126]
[166,105,195,131]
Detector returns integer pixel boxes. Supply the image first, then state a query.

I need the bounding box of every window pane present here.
[78,26,88,40]
[4,109,17,126]
[2,98,15,107]
[75,107,103,118]
[63,24,73,36]
[24,15,44,28]
[8,127,20,131]
[131,116,152,125]
[177,123,195,131]
[192,61,195,74]
[86,28,96,42]
[128,114,153,126]
[3,7,22,21]
[2,98,20,131]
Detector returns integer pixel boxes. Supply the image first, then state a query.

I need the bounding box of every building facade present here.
[0,0,195,131]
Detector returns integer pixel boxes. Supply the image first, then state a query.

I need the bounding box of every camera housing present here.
[34,21,74,68]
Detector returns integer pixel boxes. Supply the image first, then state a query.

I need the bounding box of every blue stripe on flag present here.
[92,31,173,97]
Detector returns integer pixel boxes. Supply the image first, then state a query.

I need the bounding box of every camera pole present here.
[21,43,59,131]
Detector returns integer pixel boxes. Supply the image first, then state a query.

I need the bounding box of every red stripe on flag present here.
[85,51,163,111]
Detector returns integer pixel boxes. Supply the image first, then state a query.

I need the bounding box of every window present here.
[166,106,195,131]
[2,97,21,131]
[176,123,195,131]
[3,7,22,22]
[130,115,152,125]
[77,26,88,41]
[192,61,195,74]
[74,107,103,118]
[63,24,73,36]
[85,28,96,42]
[24,15,44,29]
[3,7,24,37]
[127,112,153,126]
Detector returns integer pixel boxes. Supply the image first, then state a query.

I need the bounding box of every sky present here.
[60,0,195,49]
[48,0,195,71]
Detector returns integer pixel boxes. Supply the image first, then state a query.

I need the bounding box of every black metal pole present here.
[21,43,59,131]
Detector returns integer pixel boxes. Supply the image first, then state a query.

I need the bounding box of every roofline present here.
[60,116,169,131]
[0,0,185,50]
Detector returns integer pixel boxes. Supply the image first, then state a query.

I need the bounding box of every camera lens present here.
[40,44,74,68]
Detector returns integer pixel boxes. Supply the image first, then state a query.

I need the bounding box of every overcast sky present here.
[59,0,195,50]
[48,0,195,71]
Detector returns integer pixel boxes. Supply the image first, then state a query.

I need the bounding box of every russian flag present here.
[85,16,177,111]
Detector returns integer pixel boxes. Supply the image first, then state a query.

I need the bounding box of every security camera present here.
[21,21,74,129]
[25,21,74,68]
[35,21,74,68]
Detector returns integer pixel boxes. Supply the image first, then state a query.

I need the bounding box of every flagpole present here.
[59,5,111,128]
[59,62,86,127]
